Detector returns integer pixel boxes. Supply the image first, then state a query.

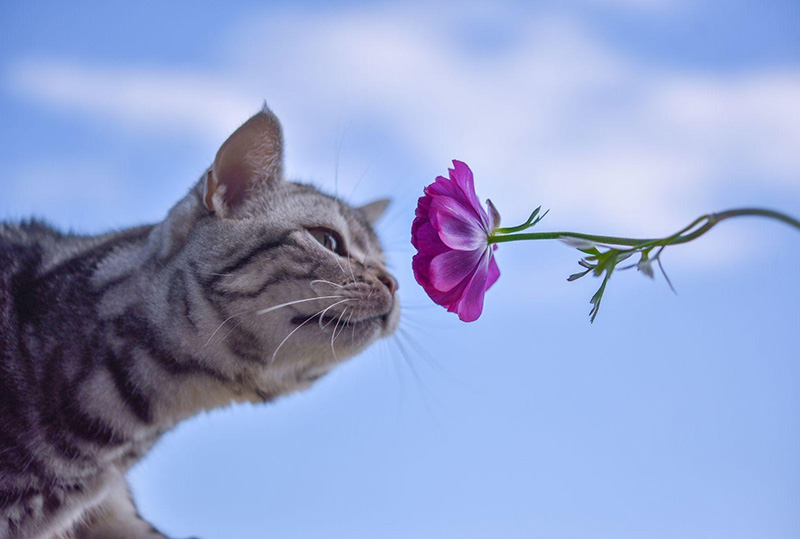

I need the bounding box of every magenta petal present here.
[413,221,448,257]
[486,254,500,290]
[425,175,461,200]
[429,248,483,293]
[450,160,490,229]
[456,251,491,322]
[430,197,487,251]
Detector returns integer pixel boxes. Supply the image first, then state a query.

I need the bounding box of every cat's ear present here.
[203,106,284,216]
[359,198,390,226]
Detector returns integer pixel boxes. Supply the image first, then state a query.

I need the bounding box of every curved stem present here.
[487,208,800,248]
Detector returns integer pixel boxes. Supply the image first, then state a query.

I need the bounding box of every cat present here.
[0,106,400,538]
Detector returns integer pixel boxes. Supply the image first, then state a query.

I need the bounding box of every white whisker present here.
[330,307,348,360]
[346,251,358,287]
[333,256,350,282]
[310,279,344,289]
[347,310,356,346]
[256,295,343,316]
[270,298,352,364]
[217,319,243,347]
[319,298,352,329]
[204,310,248,348]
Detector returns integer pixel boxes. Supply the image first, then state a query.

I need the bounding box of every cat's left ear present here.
[359,198,390,226]
[204,106,284,216]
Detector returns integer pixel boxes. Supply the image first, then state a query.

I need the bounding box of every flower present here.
[411,160,500,322]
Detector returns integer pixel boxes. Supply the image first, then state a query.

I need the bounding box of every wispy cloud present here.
[8,59,257,139]
[7,2,800,237]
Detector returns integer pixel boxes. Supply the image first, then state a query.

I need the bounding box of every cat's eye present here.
[308,227,346,256]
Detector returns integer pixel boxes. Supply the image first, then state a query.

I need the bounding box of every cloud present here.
[6,2,800,248]
[8,59,257,140]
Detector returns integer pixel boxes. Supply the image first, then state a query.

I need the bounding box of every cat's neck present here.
[84,226,262,427]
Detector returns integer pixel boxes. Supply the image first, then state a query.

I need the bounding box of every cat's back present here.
[0,221,56,338]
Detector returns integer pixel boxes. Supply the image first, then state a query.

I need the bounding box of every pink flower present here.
[411,160,500,322]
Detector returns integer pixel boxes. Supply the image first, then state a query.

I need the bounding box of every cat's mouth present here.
[290,312,357,327]
[289,311,386,329]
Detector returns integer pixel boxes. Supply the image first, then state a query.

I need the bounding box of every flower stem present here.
[487,208,800,248]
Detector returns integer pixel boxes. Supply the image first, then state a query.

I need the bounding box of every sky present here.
[1,1,799,537]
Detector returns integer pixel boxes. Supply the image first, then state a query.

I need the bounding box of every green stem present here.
[487,208,800,248]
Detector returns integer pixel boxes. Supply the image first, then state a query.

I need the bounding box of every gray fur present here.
[0,108,399,538]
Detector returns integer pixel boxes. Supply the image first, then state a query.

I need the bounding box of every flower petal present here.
[456,251,491,322]
[430,196,487,251]
[429,248,484,293]
[486,254,500,290]
[450,160,490,229]
[411,221,447,257]
[425,175,461,200]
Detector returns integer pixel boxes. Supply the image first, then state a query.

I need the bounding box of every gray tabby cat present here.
[0,107,400,538]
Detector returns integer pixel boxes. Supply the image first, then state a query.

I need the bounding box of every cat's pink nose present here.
[378,272,398,296]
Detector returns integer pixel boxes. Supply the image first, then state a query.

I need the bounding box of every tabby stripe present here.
[103,344,154,424]
[213,261,322,299]
[39,346,87,460]
[43,491,63,513]
[94,271,135,297]
[40,226,152,282]
[0,489,35,511]
[190,261,231,320]
[168,269,198,331]
[113,308,231,382]
[63,401,126,446]
[225,329,264,363]
[62,358,128,447]
[217,231,293,276]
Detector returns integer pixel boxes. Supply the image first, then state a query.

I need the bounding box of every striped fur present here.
[0,107,399,538]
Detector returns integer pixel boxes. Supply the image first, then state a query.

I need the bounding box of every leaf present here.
[568,269,591,282]
[588,253,617,323]
[656,257,677,294]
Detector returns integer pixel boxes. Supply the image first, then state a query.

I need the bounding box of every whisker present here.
[398,318,434,336]
[310,279,344,289]
[204,310,249,348]
[396,327,442,373]
[270,298,352,364]
[346,251,358,287]
[346,147,386,203]
[389,336,442,427]
[256,295,343,316]
[348,310,356,346]
[396,327,476,394]
[333,118,352,198]
[217,319,244,348]
[333,256,350,282]
[319,298,353,330]
[330,307,349,360]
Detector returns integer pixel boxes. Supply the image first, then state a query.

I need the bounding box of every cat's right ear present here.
[203,107,284,216]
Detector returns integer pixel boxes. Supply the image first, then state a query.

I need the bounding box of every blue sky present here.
[2,1,799,538]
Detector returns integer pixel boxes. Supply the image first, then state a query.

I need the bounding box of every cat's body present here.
[0,108,399,538]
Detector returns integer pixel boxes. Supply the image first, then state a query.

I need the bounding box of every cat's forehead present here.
[273,182,381,249]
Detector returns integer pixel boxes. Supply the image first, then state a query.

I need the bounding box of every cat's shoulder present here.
[1,218,66,245]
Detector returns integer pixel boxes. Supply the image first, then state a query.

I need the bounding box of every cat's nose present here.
[377,272,398,296]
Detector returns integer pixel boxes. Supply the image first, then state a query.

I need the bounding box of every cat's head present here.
[151,107,399,398]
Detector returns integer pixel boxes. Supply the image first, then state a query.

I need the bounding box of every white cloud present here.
[8,59,257,140]
[6,2,800,260]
